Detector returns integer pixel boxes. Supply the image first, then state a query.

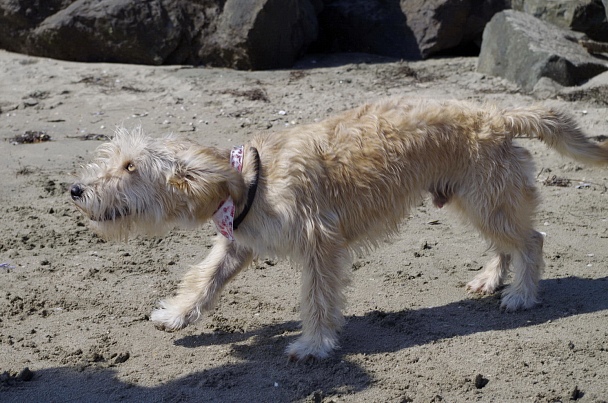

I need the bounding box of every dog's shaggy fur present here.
[71,98,608,360]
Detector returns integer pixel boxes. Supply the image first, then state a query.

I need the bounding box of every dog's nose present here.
[70,184,84,200]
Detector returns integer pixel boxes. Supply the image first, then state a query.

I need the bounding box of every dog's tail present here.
[502,106,608,166]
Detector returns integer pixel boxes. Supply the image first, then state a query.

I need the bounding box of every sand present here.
[1,49,607,402]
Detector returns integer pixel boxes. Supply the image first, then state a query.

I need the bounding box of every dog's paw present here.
[286,335,337,362]
[500,286,539,311]
[466,276,499,295]
[149,300,197,331]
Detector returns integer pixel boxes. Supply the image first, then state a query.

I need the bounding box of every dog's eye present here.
[125,162,136,172]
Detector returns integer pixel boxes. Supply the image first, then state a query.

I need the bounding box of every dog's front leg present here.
[287,244,351,361]
[150,236,253,331]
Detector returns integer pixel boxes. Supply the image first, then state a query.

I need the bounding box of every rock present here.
[477,10,608,91]
[311,0,508,59]
[310,0,420,59]
[559,70,608,105]
[0,0,319,70]
[512,0,608,42]
[113,351,130,364]
[201,0,320,70]
[401,0,509,58]
[0,0,68,50]
[0,0,217,65]
[29,0,184,65]
[532,77,564,100]
[474,373,489,389]
[17,367,34,382]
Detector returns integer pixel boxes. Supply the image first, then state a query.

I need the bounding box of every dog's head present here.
[70,126,244,240]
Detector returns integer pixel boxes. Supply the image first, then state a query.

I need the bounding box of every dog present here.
[70,98,608,361]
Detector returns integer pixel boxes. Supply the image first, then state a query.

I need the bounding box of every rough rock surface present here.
[401,0,509,58]
[0,0,511,68]
[200,0,320,70]
[0,0,319,69]
[477,10,608,91]
[310,0,421,59]
[559,69,608,105]
[311,0,509,59]
[28,0,189,65]
[512,0,608,42]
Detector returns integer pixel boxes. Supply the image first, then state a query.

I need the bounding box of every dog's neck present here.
[212,146,260,240]
[233,147,260,229]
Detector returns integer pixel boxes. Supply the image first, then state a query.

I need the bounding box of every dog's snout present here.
[70,184,84,200]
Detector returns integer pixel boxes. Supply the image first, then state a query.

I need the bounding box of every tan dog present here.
[70,98,608,361]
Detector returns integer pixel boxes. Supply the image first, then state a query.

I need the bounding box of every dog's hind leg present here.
[500,229,544,311]
[150,236,253,331]
[466,212,544,310]
[286,241,351,361]
[466,226,544,311]
[457,162,544,310]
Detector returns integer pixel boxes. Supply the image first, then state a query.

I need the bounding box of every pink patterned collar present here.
[212,146,245,241]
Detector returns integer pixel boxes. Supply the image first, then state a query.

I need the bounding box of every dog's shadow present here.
[175,276,608,358]
[7,277,605,402]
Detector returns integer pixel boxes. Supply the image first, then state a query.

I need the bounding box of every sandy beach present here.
[1,49,607,402]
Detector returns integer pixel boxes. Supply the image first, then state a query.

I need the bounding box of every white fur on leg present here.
[466,253,510,294]
[288,242,351,361]
[150,237,253,331]
[500,285,539,311]
[150,298,198,331]
[500,231,544,311]
[286,332,339,361]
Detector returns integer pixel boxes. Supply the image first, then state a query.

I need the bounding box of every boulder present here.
[309,0,420,59]
[559,70,608,105]
[27,0,189,65]
[512,0,608,42]
[309,0,508,59]
[477,10,608,91]
[0,0,319,69]
[200,0,320,70]
[0,0,75,52]
[401,0,509,58]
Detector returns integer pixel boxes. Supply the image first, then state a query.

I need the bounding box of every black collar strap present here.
[233,147,260,230]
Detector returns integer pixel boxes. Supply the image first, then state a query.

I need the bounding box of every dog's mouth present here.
[90,207,131,222]
[72,204,130,222]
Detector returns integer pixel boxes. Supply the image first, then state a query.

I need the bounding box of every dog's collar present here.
[212,146,260,240]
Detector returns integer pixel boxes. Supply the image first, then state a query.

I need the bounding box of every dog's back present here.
[250,98,608,248]
[251,98,487,245]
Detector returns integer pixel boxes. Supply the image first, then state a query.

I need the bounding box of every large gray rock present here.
[559,69,608,105]
[0,0,511,68]
[200,0,320,69]
[27,0,189,65]
[0,0,319,69]
[310,0,420,59]
[0,0,73,50]
[477,10,608,91]
[309,0,508,59]
[401,0,509,58]
[512,0,608,42]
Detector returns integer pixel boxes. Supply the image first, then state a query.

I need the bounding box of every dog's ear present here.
[167,163,194,194]
[168,150,244,202]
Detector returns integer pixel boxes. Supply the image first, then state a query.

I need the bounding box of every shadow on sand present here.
[2,276,606,402]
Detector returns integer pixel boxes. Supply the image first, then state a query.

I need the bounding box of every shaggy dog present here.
[70,98,608,360]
